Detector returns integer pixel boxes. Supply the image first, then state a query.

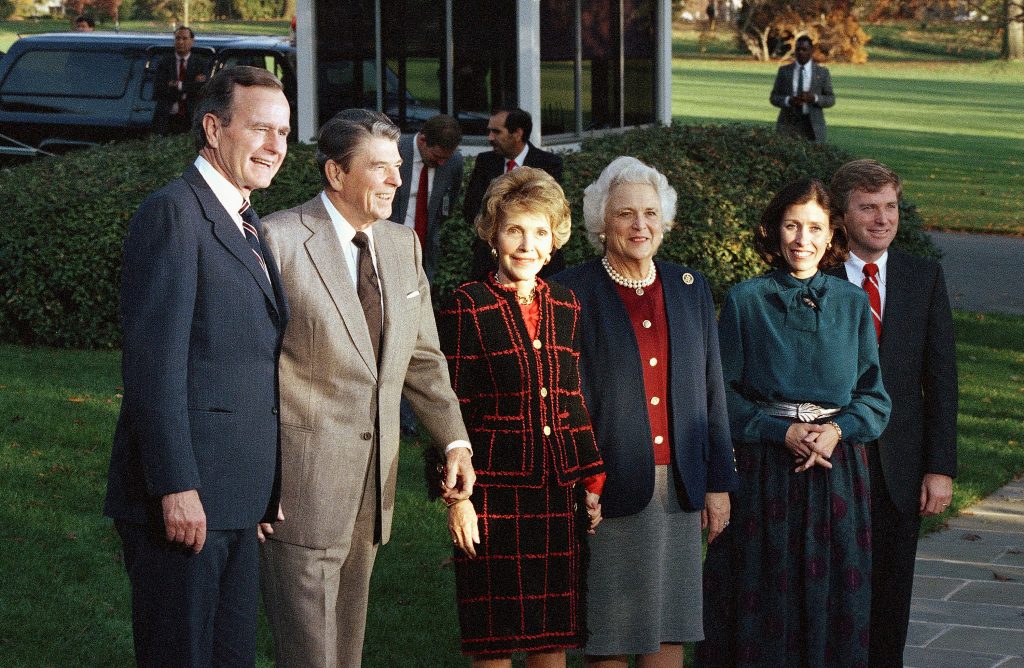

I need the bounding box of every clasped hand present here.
[785,422,839,473]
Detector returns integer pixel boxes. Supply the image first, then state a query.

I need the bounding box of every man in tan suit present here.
[259,109,475,667]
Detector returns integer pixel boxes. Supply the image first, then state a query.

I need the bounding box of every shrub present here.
[0,123,938,349]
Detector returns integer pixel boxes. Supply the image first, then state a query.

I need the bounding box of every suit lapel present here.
[878,251,910,355]
[373,222,409,374]
[183,166,279,312]
[396,136,414,224]
[300,198,379,378]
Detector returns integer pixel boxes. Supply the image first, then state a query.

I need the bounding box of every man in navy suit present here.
[153,26,211,135]
[463,108,564,280]
[829,159,958,668]
[388,114,463,283]
[105,66,291,667]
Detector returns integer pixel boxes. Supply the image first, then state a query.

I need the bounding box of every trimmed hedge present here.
[0,123,937,349]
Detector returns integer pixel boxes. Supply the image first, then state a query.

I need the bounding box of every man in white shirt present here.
[154,26,210,135]
[259,109,475,668]
[770,36,835,143]
[105,66,291,666]
[388,114,463,282]
[828,159,957,668]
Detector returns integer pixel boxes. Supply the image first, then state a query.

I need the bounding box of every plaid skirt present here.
[454,474,588,656]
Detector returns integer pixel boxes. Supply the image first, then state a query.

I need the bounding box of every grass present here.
[2,310,1023,665]
[671,24,1024,235]
[0,17,290,52]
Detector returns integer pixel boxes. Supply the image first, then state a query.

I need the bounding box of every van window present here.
[1,50,134,99]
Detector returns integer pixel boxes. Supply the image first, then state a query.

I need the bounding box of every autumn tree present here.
[736,0,870,62]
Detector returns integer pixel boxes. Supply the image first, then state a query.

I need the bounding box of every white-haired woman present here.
[555,157,738,668]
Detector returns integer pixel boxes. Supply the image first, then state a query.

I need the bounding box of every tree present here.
[736,0,869,62]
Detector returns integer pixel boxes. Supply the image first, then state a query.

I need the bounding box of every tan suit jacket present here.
[261,195,468,550]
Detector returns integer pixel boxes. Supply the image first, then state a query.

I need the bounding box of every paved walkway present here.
[906,477,1024,667]
[900,233,1024,665]
[928,232,1024,316]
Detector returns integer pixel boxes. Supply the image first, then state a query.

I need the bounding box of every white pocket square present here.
[406,290,420,299]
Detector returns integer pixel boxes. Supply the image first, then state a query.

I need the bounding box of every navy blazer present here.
[829,250,957,514]
[104,165,288,530]
[554,260,738,517]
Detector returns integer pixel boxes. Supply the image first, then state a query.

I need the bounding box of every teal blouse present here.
[718,269,891,446]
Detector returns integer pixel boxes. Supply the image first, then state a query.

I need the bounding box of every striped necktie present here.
[863,262,882,340]
[239,201,269,280]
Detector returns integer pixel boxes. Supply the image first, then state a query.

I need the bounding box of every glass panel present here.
[582,0,619,130]
[2,50,133,98]
[316,0,377,126]
[452,0,516,135]
[623,0,656,126]
[381,0,444,131]
[539,0,576,135]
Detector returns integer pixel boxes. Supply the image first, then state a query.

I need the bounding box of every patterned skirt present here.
[453,474,588,657]
[696,439,872,668]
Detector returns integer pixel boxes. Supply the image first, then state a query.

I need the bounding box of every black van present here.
[0,32,297,158]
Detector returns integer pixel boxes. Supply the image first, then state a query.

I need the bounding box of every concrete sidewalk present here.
[904,476,1024,667]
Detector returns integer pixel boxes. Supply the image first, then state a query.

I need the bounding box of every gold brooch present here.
[682,273,694,285]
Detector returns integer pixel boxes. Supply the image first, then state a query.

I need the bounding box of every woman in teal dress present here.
[696,179,891,668]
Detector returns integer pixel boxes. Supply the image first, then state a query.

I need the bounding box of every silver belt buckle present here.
[796,402,826,422]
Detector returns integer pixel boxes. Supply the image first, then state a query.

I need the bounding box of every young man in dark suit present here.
[105,66,291,666]
[829,159,958,668]
[769,36,835,143]
[153,26,211,135]
[388,113,463,283]
[463,108,564,279]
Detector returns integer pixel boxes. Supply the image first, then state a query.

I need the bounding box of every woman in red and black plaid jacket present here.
[439,167,606,666]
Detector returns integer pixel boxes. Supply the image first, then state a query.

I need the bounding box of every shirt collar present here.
[320,191,375,248]
[413,134,424,167]
[512,143,529,166]
[847,250,888,283]
[194,156,246,220]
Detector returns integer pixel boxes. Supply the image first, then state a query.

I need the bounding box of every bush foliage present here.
[0,123,937,349]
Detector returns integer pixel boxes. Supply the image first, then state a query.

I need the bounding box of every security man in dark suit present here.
[104,66,291,667]
[463,108,564,280]
[828,159,958,668]
[153,26,211,135]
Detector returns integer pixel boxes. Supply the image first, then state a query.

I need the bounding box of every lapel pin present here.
[682,273,694,285]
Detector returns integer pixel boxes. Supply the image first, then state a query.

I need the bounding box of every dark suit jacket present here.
[554,260,738,518]
[438,278,604,488]
[104,164,288,530]
[828,250,957,515]
[769,61,835,143]
[153,51,211,134]
[463,144,565,281]
[388,133,464,281]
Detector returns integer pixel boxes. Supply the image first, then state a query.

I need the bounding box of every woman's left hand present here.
[448,499,480,558]
[584,492,602,534]
[702,492,731,544]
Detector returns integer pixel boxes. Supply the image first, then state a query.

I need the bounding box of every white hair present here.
[581,156,678,251]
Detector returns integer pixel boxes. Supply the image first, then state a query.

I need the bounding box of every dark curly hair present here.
[754,178,848,271]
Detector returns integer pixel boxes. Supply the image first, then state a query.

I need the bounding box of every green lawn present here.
[671,57,1024,234]
[2,310,1023,665]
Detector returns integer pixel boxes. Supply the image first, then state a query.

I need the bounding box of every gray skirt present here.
[584,465,704,656]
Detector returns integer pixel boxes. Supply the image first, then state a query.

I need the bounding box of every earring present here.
[827,242,832,249]
[598,232,606,243]
[490,247,498,259]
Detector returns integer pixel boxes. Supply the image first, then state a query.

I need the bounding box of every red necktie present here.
[414,164,429,247]
[506,159,517,173]
[863,262,882,340]
[177,56,186,82]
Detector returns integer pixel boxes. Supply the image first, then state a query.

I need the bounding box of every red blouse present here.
[613,275,671,465]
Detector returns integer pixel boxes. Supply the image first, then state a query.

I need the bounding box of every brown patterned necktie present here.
[352,231,382,361]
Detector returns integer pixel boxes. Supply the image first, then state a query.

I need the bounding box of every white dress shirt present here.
[844,250,889,318]
[789,60,815,113]
[194,156,246,237]
[507,144,529,171]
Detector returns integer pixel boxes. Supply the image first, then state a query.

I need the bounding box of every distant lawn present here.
[0,17,289,52]
[671,58,1024,235]
[1,310,1022,665]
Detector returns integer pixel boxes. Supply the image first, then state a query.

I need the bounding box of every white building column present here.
[516,0,543,145]
[656,0,673,126]
[296,0,317,143]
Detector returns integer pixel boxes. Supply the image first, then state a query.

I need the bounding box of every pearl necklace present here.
[602,256,656,296]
